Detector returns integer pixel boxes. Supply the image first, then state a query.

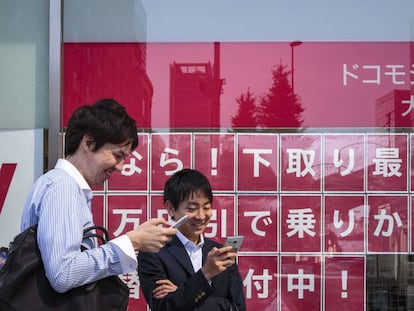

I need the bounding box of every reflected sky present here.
[146,41,412,128]
[142,0,414,42]
[63,1,414,129]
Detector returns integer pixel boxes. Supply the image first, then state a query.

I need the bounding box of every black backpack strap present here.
[81,226,111,251]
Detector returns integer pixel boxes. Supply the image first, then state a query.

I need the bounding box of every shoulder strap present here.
[82,226,110,244]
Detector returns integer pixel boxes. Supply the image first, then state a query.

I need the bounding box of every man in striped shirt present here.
[20,98,176,293]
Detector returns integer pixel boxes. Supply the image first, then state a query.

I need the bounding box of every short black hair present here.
[163,169,213,210]
[65,98,138,156]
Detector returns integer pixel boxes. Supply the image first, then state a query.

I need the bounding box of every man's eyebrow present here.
[120,150,129,158]
[112,147,129,158]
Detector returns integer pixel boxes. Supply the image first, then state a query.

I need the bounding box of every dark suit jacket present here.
[137,235,246,311]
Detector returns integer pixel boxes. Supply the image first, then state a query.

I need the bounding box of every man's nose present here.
[194,209,207,219]
[115,159,124,171]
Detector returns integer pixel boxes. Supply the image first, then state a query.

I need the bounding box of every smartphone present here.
[224,235,244,252]
[171,215,190,228]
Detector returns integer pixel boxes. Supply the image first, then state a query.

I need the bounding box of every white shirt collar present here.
[55,158,92,201]
[176,230,205,249]
[176,230,204,273]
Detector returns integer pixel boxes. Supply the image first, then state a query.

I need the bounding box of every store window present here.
[61,1,414,310]
[0,0,49,129]
[0,0,48,247]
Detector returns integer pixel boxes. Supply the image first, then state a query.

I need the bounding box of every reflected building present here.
[63,0,153,128]
[169,43,224,129]
[375,89,413,129]
[369,39,413,308]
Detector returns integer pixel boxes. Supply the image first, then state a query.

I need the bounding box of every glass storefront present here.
[1,1,414,310]
[0,0,49,129]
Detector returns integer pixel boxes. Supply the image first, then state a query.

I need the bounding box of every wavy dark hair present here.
[163,169,213,210]
[64,98,138,156]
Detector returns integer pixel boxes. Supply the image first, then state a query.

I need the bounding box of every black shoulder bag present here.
[0,225,129,311]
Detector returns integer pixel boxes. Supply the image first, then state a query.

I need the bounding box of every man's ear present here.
[81,135,95,151]
[165,201,176,220]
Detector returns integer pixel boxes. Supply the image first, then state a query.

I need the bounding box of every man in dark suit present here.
[138,169,246,311]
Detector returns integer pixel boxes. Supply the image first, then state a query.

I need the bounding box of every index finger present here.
[148,218,170,226]
[219,245,234,253]
[156,279,173,286]
[161,226,177,236]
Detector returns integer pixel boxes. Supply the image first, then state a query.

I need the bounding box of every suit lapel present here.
[167,235,195,275]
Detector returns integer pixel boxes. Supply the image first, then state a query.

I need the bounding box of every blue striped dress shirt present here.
[20,159,136,293]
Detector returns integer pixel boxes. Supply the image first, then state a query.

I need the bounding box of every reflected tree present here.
[258,63,304,129]
[231,63,305,131]
[231,89,259,129]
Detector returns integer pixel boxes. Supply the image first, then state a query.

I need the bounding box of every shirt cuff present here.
[109,235,138,272]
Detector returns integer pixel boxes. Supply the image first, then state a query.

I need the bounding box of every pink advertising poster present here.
[281,134,322,192]
[367,195,408,253]
[412,135,414,192]
[150,133,192,191]
[107,195,148,239]
[107,133,149,191]
[150,193,235,242]
[122,277,149,311]
[238,256,278,311]
[149,194,168,220]
[367,134,408,192]
[60,40,414,308]
[237,194,278,252]
[91,195,104,228]
[237,134,278,192]
[194,133,235,191]
[324,195,365,253]
[281,195,321,253]
[281,256,321,310]
[204,194,236,241]
[323,134,365,192]
[412,195,414,252]
[324,256,365,311]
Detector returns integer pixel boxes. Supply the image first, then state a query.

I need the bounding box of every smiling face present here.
[167,191,212,244]
[75,135,132,186]
[86,143,132,186]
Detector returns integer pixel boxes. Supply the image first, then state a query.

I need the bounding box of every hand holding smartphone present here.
[224,235,244,252]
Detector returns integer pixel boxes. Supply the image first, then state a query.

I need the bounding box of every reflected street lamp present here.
[290,41,302,94]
